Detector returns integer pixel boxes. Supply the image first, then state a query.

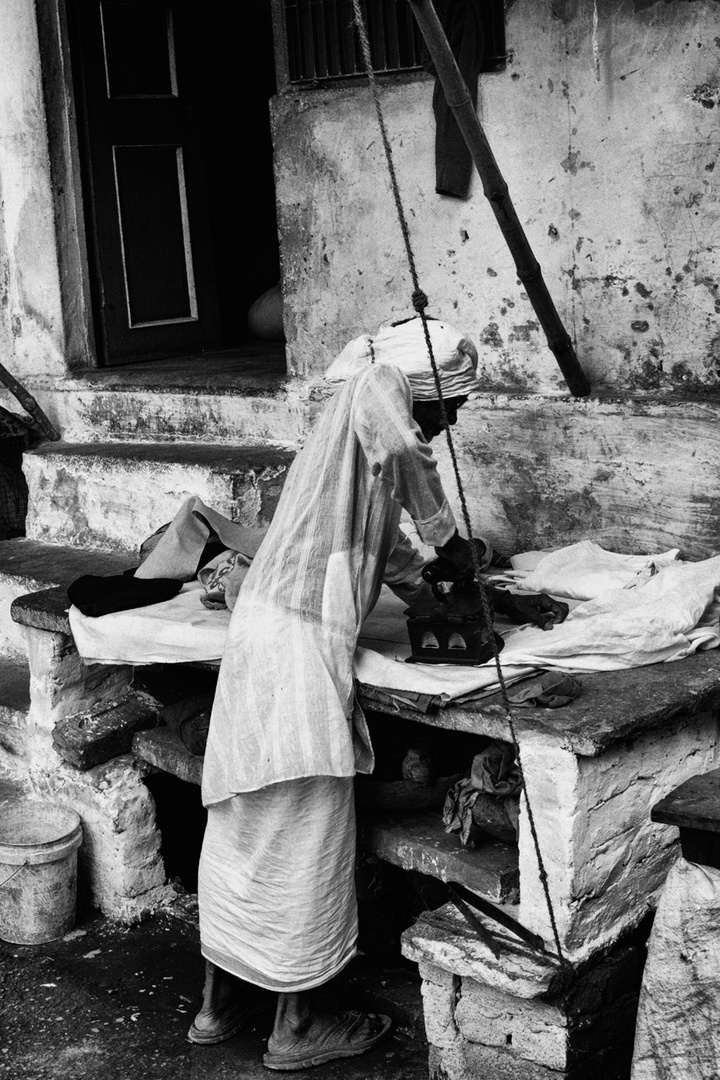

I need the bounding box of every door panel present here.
[71,0,222,364]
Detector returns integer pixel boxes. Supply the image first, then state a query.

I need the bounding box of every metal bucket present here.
[0,801,82,944]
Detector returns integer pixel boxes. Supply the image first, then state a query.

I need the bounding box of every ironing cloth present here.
[69,544,720,706]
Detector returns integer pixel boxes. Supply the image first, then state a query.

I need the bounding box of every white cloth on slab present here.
[68,582,229,664]
[198,777,357,993]
[497,555,720,672]
[503,540,681,601]
[324,315,479,400]
[631,857,720,1080]
[202,362,458,805]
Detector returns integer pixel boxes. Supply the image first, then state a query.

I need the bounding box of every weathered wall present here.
[0,0,69,378]
[271,0,720,555]
[273,0,720,395]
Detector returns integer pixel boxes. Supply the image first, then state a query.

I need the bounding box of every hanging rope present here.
[351,0,572,974]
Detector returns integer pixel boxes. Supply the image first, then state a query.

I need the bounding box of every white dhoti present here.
[198,776,358,993]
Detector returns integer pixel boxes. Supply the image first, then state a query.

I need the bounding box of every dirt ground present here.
[0,893,430,1080]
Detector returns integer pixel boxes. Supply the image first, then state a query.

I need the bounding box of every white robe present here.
[201,362,457,804]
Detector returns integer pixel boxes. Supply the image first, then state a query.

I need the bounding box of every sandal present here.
[263,1009,392,1071]
[188,996,273,1045]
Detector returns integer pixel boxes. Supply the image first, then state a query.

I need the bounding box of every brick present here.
[52,690,160,770]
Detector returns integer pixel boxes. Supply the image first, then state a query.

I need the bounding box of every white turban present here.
[324,316,479,400]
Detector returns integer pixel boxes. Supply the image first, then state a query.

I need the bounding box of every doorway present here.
[67,0,281,366]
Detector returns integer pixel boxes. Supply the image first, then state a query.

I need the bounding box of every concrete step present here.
[23,441,294,553]
[0,538,130,655]
[0,348,313,446]
[0,654,31,777]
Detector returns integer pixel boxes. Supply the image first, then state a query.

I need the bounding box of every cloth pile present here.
[68,513,720,706]
[443,741,522,847]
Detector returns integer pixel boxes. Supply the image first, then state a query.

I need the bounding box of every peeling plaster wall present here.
[271,0,720,555]
[0,0,67,378]
[273,0,720,396]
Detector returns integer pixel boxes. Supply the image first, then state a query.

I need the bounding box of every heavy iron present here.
[405,554,505,665]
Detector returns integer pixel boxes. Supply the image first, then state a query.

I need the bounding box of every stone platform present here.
[8,579,720,1079]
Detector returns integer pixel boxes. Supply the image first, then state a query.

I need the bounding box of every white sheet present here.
[68,544,720,700]
[68,582,230,665]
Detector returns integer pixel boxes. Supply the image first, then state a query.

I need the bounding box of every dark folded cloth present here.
[67,573,183,617]
[160,693,214,756]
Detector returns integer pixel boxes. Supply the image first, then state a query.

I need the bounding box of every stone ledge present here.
[652,766,720,833]
[132,727,204,786]
[361,812,519,904]
[403,902,564,1000]
[11,585,72,634]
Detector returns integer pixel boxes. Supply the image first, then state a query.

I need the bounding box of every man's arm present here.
[382,527,436,606]
[353,364,456,547]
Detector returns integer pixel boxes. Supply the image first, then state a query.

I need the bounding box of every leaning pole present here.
[407,0,591,398]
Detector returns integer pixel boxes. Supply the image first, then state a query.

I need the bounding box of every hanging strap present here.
[351,0,572,976]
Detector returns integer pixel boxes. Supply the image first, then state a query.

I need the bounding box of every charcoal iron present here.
[404,557,504,666]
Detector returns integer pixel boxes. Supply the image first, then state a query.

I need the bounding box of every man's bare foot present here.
[188,961,273,1045]
[263,1004,392,1071]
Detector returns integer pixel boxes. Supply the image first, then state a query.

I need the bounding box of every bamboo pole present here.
[0,362,60,441]
[407,0,591,398]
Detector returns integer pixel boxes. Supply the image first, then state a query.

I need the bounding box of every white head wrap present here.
[324,316,479,400]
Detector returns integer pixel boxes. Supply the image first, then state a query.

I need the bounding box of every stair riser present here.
[1,386,310,446]
[23,453,291,553]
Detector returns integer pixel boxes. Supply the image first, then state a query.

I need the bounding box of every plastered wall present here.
[272,0,720,554]
[0,0,69,379]
[273,0,720,396]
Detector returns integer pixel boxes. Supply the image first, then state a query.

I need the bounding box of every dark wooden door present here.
[70,0,223,364]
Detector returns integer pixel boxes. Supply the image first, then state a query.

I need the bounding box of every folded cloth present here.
[505,541,681,601]
[160,693,214,755]
[134,496,267,583]
[506,672,583,708]
[67,573,182,617]
[197,549,253,611]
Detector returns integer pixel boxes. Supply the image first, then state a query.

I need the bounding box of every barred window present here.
[273,0,506,88]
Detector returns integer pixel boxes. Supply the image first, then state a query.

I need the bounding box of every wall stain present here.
[479,322,503,348]
[509,321,540,342]
[690,83,720,109]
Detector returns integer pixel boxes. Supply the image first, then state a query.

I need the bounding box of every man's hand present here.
[434,531,486,582]
[490,589,569,631]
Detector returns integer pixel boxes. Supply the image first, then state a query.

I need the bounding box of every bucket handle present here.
[0,862,28,888]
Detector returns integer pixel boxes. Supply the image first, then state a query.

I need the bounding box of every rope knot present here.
[412,289,429,313]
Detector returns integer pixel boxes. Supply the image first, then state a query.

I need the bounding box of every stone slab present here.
[0,537,131,585]
[11,585,72,633]
[132,727,204,786]
[358,646,720,757]
[403,902,564,1000]
[361,811,519,903]
[651,766,720,834]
